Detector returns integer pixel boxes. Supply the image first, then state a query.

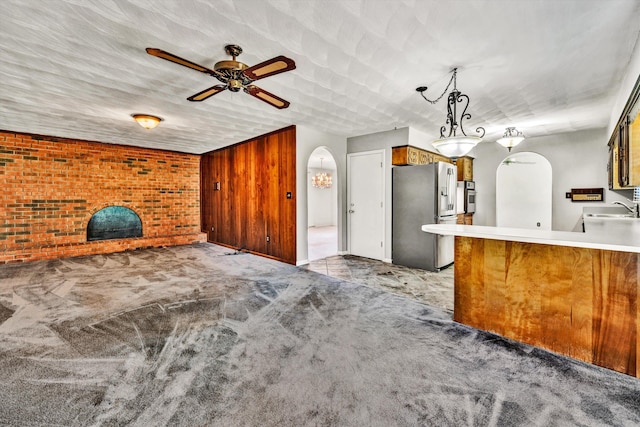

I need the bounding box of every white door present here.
[347,150,384,260]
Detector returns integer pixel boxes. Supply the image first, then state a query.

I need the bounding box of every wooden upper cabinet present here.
[629,112,640,186]
[609,75,640,189]
[391,145,452,166]
[455,156,473,181]
[609,128,622,190]
[619,118,630,187]
[609,112,640,189]
[391,146,472,183]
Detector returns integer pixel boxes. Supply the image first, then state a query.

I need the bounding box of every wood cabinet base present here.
[454,236,639,377]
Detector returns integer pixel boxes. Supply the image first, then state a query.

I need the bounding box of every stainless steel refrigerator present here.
[392,162,457,271]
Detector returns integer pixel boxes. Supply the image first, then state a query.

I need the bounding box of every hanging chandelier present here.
[496,127,525,152]
[416,68,485,158]
[312,158,332,189]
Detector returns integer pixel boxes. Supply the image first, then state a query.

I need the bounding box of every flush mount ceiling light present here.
[416,68,485,158]
[131,114,163,129]
[496,127,525,152]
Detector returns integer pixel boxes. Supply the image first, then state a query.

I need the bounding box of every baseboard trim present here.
[383,258,392,263]
[338,251,349,256]
[296,259,309,266]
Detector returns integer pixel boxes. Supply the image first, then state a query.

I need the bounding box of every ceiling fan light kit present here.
[146,44,296,109]
[131,114,163,129]
[416,68,485,158]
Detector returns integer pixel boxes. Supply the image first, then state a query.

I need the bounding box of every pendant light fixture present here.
[416,68,485,158]
[311,157,332,189]
[496,127,525,152]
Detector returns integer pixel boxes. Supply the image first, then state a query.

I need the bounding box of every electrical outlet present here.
[211,226,214,232]
[266,235,270,242]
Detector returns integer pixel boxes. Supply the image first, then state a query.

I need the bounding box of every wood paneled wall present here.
[454,236,639,377]
[200,126,296,264]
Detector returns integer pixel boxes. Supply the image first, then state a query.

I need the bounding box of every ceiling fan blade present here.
[243,56,296,80]
[187,85,227,102]
[245,85,290,109]
[146,48,222,78]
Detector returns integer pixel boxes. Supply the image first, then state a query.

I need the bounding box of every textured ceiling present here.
[2,0,640,154]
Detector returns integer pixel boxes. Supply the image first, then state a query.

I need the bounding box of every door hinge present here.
[380,241,383,247]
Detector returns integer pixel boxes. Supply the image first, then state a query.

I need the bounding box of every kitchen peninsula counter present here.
[422,224,640,378]
[421,223,640,253]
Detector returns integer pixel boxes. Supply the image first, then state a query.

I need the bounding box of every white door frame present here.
[307,147,339,261]
[347,149,385,260]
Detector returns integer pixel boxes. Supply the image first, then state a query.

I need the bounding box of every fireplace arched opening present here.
[87,206,143,241]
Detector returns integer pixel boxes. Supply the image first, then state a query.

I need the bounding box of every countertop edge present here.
[421,224,640,253]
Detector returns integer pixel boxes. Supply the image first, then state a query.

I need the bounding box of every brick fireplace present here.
[0,131,206,263]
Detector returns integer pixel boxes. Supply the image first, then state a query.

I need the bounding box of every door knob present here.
[349,209,355,213]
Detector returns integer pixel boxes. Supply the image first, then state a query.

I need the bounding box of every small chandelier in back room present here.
[311,157,332,189]
[416,68,485,158]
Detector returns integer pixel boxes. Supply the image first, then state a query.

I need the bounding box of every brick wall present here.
[0,130,206,263]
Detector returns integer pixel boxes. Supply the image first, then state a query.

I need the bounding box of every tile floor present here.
[305,225,454,313]
[303,255,454,314]
[307,225,338,261]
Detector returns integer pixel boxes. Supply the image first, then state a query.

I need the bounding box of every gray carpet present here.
[0,243,639,426]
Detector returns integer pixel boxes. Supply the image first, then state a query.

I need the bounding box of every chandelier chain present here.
[419,68,458,104]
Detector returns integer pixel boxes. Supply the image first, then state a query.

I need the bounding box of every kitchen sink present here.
[582,211,640,235]
[583,213,636,218]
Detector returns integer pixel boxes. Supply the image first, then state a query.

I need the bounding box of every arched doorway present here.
[307,147,338,260]
[496,151,552,230]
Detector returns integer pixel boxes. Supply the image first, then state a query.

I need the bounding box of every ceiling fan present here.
[146,44,296,109]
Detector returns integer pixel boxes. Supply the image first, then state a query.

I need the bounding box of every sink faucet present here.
[612,200,640,217]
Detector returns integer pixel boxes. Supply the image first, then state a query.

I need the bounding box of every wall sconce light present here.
[131,114,163,129]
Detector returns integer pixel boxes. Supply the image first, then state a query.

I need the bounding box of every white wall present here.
[347,127,436,262]
[473,128,633,231]
[296,126,347,265]
[608,32,640,136]
[307,166,338,227]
